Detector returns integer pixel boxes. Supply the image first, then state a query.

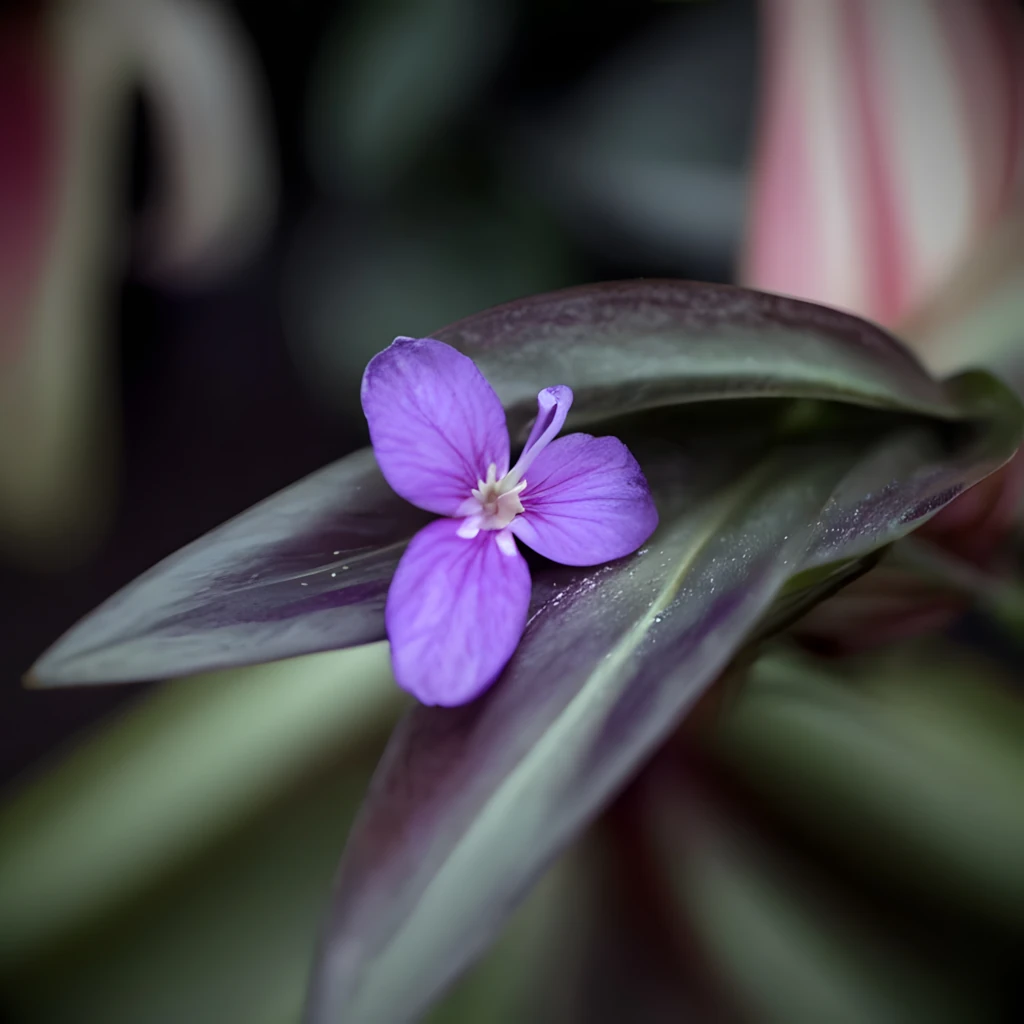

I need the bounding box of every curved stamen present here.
[506,385,573,485]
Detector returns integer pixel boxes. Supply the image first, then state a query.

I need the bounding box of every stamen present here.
[457,515,482,539]
[506,386,571,484]
[495,529,517,556]
[463,466,528,533]
[458,386,570,536]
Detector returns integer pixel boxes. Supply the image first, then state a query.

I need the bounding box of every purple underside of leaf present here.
[435,279,957,437]
[302,377,1022,1023]
[30,449,431,685]
[803,374,1024,568]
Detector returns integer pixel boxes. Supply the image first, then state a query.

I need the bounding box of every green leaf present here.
[649,767,988,1024]
[3,744,376,1024]
[2,752,583,1024]
[712,643,1024,925]
[0,644,402,969]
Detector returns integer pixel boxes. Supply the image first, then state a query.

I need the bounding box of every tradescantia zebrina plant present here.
[30,281,1023,1023]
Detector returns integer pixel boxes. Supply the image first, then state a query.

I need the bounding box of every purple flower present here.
[361,337,659,705]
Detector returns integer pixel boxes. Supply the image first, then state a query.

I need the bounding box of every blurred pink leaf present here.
[0,14,60,361]
[0,3,126,562]
[743,0,1024,647]
[743,0,1023,327]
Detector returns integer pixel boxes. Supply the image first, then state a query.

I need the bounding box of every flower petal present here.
[362,337,510,515]
[510,385,573,479]
[385,517,531,705]
[512,434,658,566]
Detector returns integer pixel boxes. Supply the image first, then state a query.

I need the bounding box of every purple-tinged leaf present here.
[30,449,429,685]
[802,373,1023,569]
[436,279,958,436]
[28,282,999,686]
[303,378,1021,1023]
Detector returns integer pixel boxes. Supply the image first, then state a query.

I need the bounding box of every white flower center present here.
[456,463,526,538]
